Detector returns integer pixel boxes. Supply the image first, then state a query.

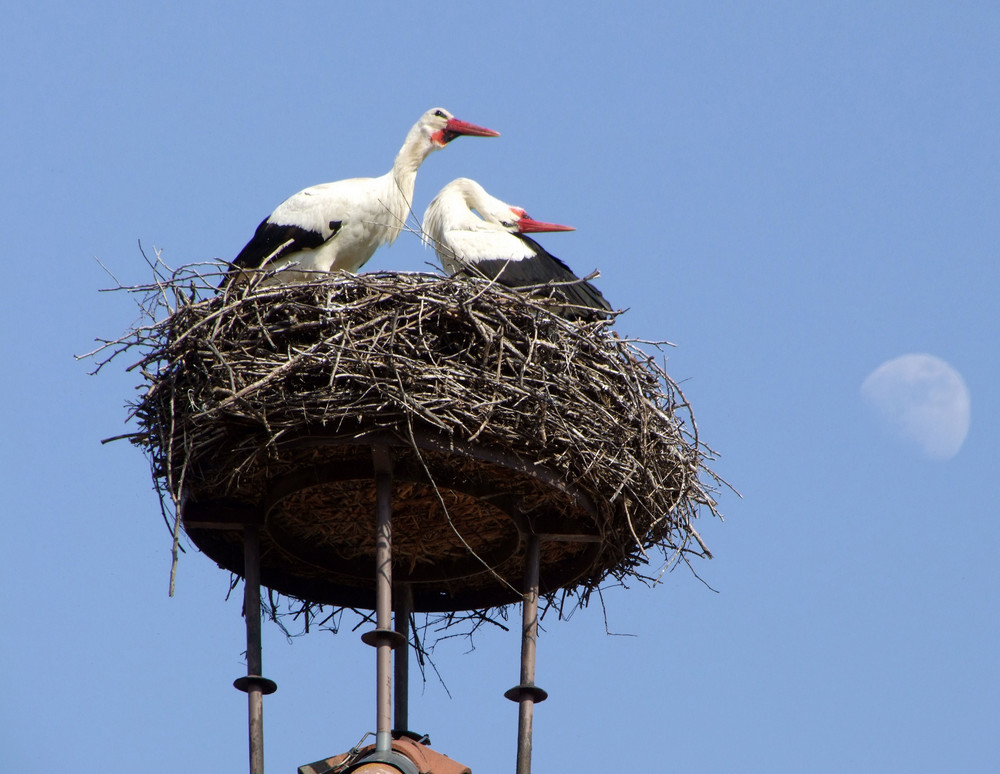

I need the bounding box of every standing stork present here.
[224,109,499,285]
[422,178,612,316]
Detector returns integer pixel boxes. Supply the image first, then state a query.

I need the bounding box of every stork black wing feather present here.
[230,219,330,272]
[463,235,612,318]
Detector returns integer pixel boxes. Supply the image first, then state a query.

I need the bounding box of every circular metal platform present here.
[181,431,605,612]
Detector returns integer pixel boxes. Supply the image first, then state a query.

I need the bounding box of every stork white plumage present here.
[423,178,612,316]
[224,109,499,285]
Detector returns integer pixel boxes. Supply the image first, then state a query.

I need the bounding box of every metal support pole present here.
[394,583,413,736]
[373,444,394,753]
[504,534,546,774]
[234,524,277,774]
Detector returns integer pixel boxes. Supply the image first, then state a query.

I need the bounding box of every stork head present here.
[419,107,500,148]
[501,206,576,235]
[424,178,575,243]
[467,180,575,235]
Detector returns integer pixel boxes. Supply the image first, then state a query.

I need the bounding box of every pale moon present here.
[861,354,970,460]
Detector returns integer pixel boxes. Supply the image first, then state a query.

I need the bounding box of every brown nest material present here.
[95,262,722,629]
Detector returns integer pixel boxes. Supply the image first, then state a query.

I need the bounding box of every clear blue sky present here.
[3,2,998,772]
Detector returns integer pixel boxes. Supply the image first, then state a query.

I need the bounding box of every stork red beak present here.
[444,117,501,138]
[433,117,500,146]
[516,216,575,234]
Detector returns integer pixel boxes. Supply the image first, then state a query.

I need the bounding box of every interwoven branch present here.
[92,257,724,635]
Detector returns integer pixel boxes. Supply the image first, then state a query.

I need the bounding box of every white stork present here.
[224,109,499,285]
[422,178,612,316]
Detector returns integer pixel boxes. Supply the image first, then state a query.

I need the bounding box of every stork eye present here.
[500,220,514,228]
[433,109,447,118]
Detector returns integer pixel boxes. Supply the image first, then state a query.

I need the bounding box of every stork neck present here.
[368,140,428,247]
[390,142,429,203]
[387,164,418,211]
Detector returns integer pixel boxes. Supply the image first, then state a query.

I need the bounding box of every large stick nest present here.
[95,260,722,631]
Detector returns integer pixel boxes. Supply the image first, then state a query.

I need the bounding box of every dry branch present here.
[93,259,723,637]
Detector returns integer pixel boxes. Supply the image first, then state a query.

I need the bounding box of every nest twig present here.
[90,251,724,638]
